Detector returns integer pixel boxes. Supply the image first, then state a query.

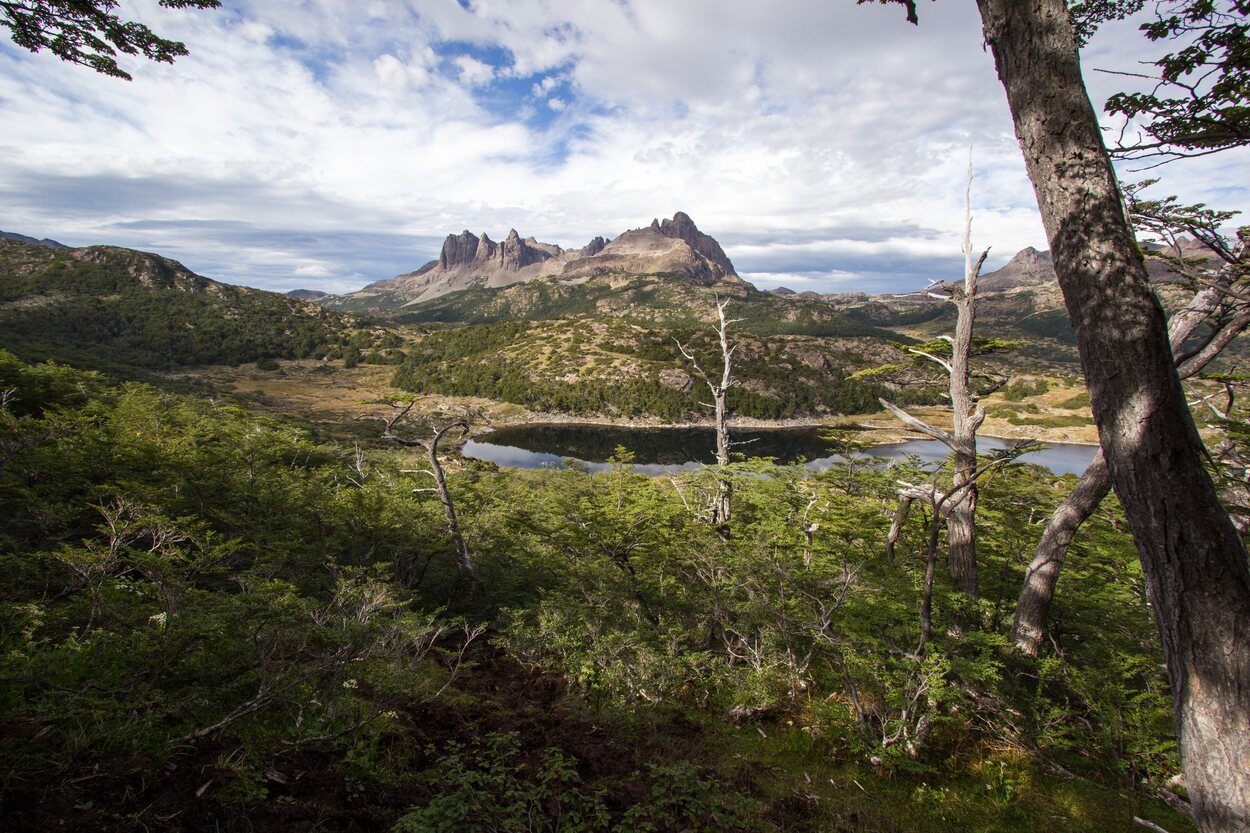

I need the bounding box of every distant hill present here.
[978,238,1214,292]
[1,230,67,249]
[325,212,745,312]
[0,238,383,373]
[287,289,330,301]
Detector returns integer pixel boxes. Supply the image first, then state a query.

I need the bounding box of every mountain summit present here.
[329,213,740,310]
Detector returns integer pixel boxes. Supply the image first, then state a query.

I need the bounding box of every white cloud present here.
[452,55,495,87]
[0,0,1243,295]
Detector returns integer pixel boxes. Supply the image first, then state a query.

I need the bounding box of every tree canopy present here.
[0,0,220,80]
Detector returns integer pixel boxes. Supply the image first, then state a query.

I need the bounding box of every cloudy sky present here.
[1,1,1246,295]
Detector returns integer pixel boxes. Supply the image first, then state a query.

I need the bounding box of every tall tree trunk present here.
[977,2,1250,829]
[713,385,731,524]
[1012,275,1239,656]
[947,222,983,598]
[878,163,989,598]
[678,298,739,526]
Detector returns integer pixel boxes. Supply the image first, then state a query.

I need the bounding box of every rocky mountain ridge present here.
[326,212,743,311]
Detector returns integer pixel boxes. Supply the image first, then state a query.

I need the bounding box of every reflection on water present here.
[462,424,1098,477]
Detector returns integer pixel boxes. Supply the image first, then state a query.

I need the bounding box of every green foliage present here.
[1057,390,1092,409]
[1001,378,1050,401]
[392,318,936,420]
[0,0,221,80]
[1103,0,1250,158]
[0,240,386,372]
[387,274,897,340]
[0,351,1190,831]
[393,733,755,833]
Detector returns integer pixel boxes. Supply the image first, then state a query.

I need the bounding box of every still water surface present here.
[463,424,1098,477]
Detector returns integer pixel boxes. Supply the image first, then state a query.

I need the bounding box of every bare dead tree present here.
[676,297,744,526]
[381,401,478,585]
[879,157,994,599]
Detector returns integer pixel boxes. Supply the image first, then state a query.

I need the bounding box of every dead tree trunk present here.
[946,169,986,599]
[1012,255,1248,656]
[677,297,742,526]
[383,403,479,584]
[976,1,1250,827]
[880,158,990,599]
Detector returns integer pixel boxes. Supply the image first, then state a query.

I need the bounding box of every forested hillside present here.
[389,272,893,338]
[0,350,1196,832]
[391,317,941,420]
[0,239,392,373]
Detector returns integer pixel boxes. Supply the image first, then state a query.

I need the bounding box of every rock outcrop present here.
[564,212,737,285]
[333,213,743,308]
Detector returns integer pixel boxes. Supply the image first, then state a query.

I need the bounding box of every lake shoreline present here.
[475,412,1103,449]
[463,424,1103,477]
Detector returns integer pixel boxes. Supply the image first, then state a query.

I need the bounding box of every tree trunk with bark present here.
[946,204,984,599]
[424,423,475,579]
[976,1,1250,828]
[1012,266,1245,656]
[382,404,479,586]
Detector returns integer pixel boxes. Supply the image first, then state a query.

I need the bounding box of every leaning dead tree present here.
[676,297,744,525]
[382,401,478,583]
[879,159,996,599]
[1011,210,1250,656]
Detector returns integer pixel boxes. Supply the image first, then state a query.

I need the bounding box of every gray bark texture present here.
[1011,272,1241,657]
[976,2,1250,829]
[678,298,739,525]
[878,169,989,599]
[424,423,476,579]
[946,246,983,599]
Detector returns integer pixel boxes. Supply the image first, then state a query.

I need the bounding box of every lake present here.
[462,424,1099,477]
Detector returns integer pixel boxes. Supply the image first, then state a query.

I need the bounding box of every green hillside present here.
[382,273,896,339]
[392,316,942,420]
[0,239,390,373]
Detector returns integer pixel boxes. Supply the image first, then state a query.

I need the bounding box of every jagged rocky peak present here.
[979,246,1056,292]
[436,227,562,273]
[438,230,482,269]
[500,229,555,271]
[658,211,736,276]
[332,212,741,309]
[594,212,738,283]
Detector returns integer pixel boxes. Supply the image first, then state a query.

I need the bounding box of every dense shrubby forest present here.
[393,319,941,420]
[390,275,895,340]
[0,351,1193,832]
[0,241,385,372]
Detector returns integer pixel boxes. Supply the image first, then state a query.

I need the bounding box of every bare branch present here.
[878,398,956,448]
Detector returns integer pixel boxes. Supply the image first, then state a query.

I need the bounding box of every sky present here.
[0,0,1246,296]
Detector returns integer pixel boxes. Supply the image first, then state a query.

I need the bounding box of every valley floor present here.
[176,359,1107,447]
